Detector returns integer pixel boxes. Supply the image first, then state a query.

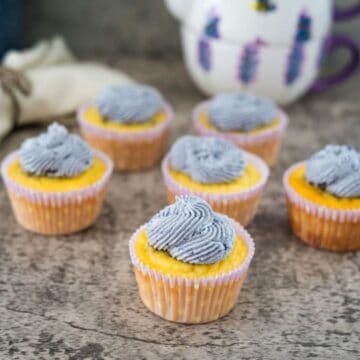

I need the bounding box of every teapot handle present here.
[311,34,360,92]
[334,3,360,21]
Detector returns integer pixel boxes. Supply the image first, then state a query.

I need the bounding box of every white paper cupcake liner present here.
[129,219,255,322]
[129,222,255,324]
[161,151,269,203]
[283,162,360,223]
[77,102,174,141]
[1,149,114,206]
[192,101,288,147]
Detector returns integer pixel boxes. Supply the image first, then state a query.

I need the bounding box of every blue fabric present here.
[0,0,21,57]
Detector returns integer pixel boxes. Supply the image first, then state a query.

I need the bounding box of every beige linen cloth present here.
[0,36,133,142]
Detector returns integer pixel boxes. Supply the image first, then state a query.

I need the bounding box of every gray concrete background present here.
[22,0,360,59]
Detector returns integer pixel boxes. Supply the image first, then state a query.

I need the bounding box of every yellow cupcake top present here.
[288,163,360,209]
[166,135,265,194]
[83,106,167,133]
[132,196,252,278]
[134,228,248,279]
[168,162,262,194]
[199,110,280,135]
[7,156,107,192]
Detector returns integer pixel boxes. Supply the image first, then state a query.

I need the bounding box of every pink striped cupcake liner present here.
[161,151,269,225]
[129,219,255,323]
[77,102,174,171]
[283,162,360,251]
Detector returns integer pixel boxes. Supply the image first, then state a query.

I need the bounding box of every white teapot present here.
[165,0,360,104]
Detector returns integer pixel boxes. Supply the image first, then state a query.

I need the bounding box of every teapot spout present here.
[164,0,192,21]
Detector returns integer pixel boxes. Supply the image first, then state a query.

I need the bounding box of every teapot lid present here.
[183,0,332,45]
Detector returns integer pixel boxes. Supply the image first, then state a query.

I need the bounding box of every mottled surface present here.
[23,0,180,58]
[22,0,360,58]
[0,58,359,360]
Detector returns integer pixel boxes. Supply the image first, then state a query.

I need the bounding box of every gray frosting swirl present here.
[169,136,245,184]
[305,145,360,198]
[208,93,277,131]
[147,196,235,265]
[96,84,165,124]
[20,123,93,178]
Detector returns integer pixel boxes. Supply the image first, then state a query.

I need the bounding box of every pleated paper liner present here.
[1,150,113,235]
[129,220,255,323]
[161,152,269,226]
[283,163,360,251]
[192,101,288,166]
[77,103,174,171]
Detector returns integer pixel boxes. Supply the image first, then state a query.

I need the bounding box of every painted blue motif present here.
[198,38,211,72]
[198,13,221,72]
[286,43,303,85]
[204,15,220,39]
[285,10,312,85]
[238,39,265,85]
[296,12,312,42]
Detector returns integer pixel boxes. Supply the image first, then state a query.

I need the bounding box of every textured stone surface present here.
[0,58,359,359]
[23,0,180,58]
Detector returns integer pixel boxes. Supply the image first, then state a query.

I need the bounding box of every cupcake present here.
[162,136,269,226]
[77,84,173,171]
[1,123,113,235]
[193,93,288,166]
[129,196,255,323]
[283,145,360,251]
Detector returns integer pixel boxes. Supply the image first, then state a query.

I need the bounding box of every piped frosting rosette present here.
[77,84,174,171]
[207,93,277,132]
[147,196,235,264]
[20,123,94,178]
[1,123,113,235]
[283,145,360,251]
[129,196,255,323]
[192,94,288,166]
[96,85,166,124]
[162,136,269,226]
